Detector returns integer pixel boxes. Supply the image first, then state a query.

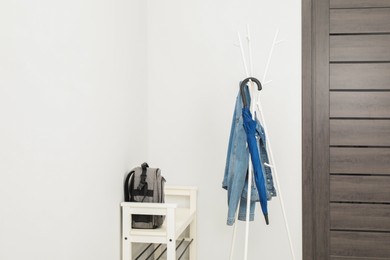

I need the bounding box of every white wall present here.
[146,0,301,259]
[0,1,147,260]
[0,1,301,259]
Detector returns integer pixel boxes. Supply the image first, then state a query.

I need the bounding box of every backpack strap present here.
[137,162,149,190]
[124,170,135,202]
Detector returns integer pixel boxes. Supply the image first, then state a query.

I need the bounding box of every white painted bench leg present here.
[190,216,197,260]
[122,208,132,260]
[166,207,176,260]
[167,240,176,260]
[122,240,131,260]
[190,189,197,260]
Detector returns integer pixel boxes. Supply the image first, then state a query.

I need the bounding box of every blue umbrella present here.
[240,77,269,225]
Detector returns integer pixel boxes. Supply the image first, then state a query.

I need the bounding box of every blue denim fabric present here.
[222,88,276,225]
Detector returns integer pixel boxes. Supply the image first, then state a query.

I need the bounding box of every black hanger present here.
[239,77,262,108]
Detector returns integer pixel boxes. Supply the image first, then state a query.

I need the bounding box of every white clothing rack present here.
[229,26,296,260]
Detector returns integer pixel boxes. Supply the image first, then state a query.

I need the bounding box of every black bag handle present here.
[124,170,134,202]
[124,162,149,202]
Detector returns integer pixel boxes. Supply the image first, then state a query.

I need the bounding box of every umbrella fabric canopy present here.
[242,106,269,225]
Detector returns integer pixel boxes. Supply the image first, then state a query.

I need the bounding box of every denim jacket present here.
[222,88,276,225]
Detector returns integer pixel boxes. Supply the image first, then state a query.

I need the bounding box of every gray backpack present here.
[124,163,166,229]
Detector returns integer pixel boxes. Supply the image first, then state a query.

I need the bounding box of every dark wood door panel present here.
[330,175,390,202]
[303,0,331,258]
[331,8,390,34]
[330,92,390,118]
[330,63,390,90]
[330,203,390,231]
[331,0,390,8]
[305,0,390,258]
[331,231,390,258]
[330,147,390,174]
[330,35,390,62]
[330,120,390,146]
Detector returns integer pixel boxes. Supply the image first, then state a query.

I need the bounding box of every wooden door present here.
[303,0,390,259]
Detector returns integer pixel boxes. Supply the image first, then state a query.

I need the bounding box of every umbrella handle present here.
[240,77,262,108]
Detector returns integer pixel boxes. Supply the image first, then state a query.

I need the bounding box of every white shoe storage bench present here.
[121,186,197,260]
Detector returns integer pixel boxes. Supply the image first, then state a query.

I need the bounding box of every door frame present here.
[302,0,330,259]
